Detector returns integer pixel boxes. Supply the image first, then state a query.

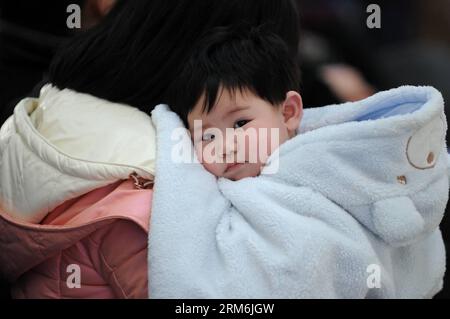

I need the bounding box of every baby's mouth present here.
[225,161,248,173]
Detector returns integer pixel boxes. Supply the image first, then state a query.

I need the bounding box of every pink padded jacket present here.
[0,180,152,298]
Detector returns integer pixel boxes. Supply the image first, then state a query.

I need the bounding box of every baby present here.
[169,25,303,180]
[156,24,447,298]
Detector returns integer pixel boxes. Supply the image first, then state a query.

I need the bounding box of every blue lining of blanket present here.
[355,102,423,121]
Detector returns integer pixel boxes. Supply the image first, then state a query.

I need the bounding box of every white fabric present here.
[148,86,448,298]
[31,84,156,175]
[0,84,155,223]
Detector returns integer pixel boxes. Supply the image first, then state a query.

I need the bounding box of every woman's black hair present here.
[48,0,300,114]
[167,24,300,127]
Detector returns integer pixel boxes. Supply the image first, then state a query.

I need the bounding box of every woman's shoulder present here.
[0,87,155,224]
[43,180,152,232]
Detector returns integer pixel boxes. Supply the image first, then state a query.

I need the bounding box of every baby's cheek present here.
[266,127,289,159]
[202,162,224,177]
[194,143,203,161]
[194,144,224,177]
[243,133,277,165]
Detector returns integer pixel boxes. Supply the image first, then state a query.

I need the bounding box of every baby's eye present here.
[234,119,249,129]
[202,133,215,141]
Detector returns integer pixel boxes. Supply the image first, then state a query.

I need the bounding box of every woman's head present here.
[48,0,300,114]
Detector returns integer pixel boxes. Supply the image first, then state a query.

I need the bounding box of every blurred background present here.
[297,0,450,111]
[1,0,449,299]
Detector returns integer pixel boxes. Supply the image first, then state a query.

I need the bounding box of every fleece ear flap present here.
[371,196,425,247]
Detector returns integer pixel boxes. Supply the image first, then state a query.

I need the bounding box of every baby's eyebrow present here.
[225,105,250,116]
[189,105,250,133]
[189,121,210,135]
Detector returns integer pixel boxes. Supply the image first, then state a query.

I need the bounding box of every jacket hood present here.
[259,85,448,246]
[0,84,156,223]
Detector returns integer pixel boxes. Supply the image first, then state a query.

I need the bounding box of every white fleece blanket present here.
[148,86,448,298]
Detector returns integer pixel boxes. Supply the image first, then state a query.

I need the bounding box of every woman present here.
[0,0,300,298]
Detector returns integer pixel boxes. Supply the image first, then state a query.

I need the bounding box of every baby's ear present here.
[282,91,303,134]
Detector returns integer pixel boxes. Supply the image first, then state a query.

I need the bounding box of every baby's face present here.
[187,88,302,181]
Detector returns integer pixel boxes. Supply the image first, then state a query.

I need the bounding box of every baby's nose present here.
[220,134,237,158]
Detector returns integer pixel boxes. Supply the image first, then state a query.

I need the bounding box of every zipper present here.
[129,172,154,189]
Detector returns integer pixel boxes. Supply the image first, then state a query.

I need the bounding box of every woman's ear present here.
[281,91,303,136]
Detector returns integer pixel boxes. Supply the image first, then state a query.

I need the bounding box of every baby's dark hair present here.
[168,24,300,127]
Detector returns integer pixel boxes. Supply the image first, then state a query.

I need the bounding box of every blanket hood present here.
[0,84,156,223]
[147,87,447,298]
[257,85,448,247]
